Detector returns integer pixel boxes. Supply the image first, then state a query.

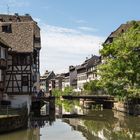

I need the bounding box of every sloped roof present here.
[64,72,69,77]
[40,71,55,80]
[55,73,65,79]
[80,55,100,68]
[0,14,41,53]
[0,37,9,47]
[76,55,100,74]
[86,55,101,68]
[109,24,131,38]
[104,21,140,44]
[40,71,51,80]
[0,14,33,22]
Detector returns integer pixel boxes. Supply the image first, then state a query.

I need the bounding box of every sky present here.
[0,0,139,75]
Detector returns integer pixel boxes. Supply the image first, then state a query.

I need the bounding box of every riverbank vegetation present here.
[83,80,102,95]
[84,21,140,101]
[52,87,74,97]
[53,87,80,112]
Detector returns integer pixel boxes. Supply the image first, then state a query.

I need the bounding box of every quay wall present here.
[0,115,27,133]
[114,99,140,116]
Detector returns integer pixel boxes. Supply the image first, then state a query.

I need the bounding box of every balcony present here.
[0,81,4,91]
[0,59,7,69]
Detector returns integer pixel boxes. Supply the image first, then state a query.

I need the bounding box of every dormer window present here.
[121,29,124,33]
[2,24,12,33]
[34,37,41,43]
[16,17,21,22]
[9,18,12,21]
[0,18,3,22]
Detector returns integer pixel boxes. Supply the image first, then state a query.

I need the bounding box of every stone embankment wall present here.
[114,98,140,116]
[0,115,27,133]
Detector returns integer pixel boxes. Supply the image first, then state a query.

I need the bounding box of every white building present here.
[77,55,101,92]
[62,72,70,91]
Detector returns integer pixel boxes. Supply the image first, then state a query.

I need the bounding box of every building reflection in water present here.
[0,107,55,140]
[0,128,40,140]
[55,100,140,140]
[62,109,140,140]
[0,100,140,140]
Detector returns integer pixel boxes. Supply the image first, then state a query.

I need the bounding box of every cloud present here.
[78,26,98,32]
[40,24,105,75]
[45,25,80,34]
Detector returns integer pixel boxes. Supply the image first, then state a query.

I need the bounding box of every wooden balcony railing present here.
[0,58,7,69]
[0,81,4,91]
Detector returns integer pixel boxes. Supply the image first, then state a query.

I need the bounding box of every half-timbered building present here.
[0,14,41,113]
[62,72,70,91]
[0,38,9,101]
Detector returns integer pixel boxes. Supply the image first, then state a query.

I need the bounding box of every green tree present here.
[52,86,74,97]
[83,80,102,94]
[98,21,140,100]
[52,89,62,97]
[63,86,74,95]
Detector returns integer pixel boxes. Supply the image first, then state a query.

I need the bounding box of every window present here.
[0,47,6,59]
[2,24,12,33]
[13,55,18,65]
[0,18,3,22]
[22,76,29,86]
[20,56,26,65]
[13,54,30,65]
[26,55,31,65]
[33,50,37,64]
[0,70,4,82]
[34,37,41,43]
[121,29,124,33]
[0,70,1,81]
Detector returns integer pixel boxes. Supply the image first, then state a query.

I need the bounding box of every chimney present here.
[25,13,30,16]
[14,13,19,16]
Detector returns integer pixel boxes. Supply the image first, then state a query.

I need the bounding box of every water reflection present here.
[30,110,55,128]
[0,128,40,140]
[60,100,140,140]
[56,99,140,140]
[0,107,55,140]
[62,110,140,140]
[0,100,140,140]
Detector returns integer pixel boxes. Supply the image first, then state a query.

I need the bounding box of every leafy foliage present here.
[52,89,62,97]
[83,80,102,94]
[52,86,74,97]
[98,21,140,99]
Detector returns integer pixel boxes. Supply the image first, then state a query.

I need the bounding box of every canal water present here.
[0,100,140,140]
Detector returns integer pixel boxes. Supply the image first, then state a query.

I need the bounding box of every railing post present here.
[7,105,9,116]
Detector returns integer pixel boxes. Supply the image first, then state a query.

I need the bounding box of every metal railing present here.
[0,101,27,116]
